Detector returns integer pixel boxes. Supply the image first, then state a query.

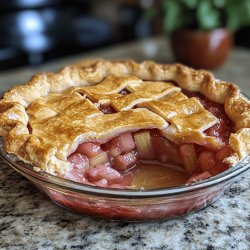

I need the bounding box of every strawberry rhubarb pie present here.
[0,60,249,189]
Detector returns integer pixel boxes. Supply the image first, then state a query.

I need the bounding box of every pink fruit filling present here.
[65,94,235,189]
[99,105,116,114]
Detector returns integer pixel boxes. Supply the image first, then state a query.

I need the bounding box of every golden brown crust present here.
[0,59,249,174]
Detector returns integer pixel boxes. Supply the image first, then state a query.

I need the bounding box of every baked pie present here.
[0,59,249,189]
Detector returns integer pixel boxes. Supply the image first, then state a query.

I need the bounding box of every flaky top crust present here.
[0,59,249,174]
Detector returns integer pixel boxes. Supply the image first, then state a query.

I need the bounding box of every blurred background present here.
[0,0,250,71]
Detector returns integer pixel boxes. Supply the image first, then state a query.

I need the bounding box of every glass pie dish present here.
[0,59,249,222]
[1,138,249,221]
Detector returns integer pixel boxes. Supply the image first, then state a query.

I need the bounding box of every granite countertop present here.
[0,37,250,249]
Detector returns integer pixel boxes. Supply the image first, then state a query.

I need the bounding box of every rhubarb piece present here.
[64,167,84,183]
[113,151,137,171]
[122,172,133,186]
[65,153,90,183]
[151,135,178,164]
[161,138,182,165]
[150,136,168,162]
[186,171,212,183]
[215,146,233,162]
[179,144,197,173]
[92,178,108,187]
[64,169,89,184]
[67,153,90,170]
[103,137,120,157]
[89,152,109,166]
[119,133,136,153]
[203,101,234,144]
[209,163,229,176]
[103,136,122,158]
[87,164,122,181]
[76,142,103,158]
[133,131,154,159]
[103,133,136,157]
[198,151,216,171]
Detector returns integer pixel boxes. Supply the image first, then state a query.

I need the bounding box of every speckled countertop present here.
[0,37,250,250]
[1,160,249,249]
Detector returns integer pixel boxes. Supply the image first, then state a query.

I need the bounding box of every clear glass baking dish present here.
[0,138,249,221]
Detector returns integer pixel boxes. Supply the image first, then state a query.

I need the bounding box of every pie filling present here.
[64,93,234,189]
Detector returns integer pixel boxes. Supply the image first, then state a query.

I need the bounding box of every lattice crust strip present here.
[138,91,219,147]
[27,91,88,121]
[76,75,180,111]
[112,80,180,111]
[80,75,218,146]
[30,105,168,160]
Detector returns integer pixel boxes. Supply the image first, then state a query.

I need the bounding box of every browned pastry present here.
[0,59,249,186]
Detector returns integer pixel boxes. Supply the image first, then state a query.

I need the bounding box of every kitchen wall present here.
[0,0,249,70]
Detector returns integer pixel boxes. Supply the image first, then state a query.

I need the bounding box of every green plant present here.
[162,0,250,34]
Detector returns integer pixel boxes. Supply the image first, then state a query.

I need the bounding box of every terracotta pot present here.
[170,28,233,69]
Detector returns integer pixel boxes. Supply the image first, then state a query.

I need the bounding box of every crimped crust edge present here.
[0,59,249,174]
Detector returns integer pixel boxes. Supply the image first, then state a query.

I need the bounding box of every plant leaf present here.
[162,0,185,34]
[225,0,250,32]
[181,0,198,8]
[197,0,222,30]
[162,0,194,34]
[213,0,226,8]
